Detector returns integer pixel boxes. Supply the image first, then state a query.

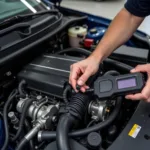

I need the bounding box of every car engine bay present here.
[0,7,150,150]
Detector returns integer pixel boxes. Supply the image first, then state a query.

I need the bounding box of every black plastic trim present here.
[108,101,150,150]
[0,15,87,67]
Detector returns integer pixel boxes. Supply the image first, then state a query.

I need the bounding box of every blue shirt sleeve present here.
[125,0,150,17]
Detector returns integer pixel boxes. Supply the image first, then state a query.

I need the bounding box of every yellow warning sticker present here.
[128,124,141,138]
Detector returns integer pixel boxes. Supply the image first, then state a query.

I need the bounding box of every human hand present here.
[69,55,100,92]
[126,64,150,102]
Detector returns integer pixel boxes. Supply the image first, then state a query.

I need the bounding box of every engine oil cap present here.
[87,132,102,149]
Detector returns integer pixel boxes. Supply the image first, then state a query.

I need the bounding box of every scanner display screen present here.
[117,78,136,89]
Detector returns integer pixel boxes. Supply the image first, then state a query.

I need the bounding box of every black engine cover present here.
[18,54,81,98]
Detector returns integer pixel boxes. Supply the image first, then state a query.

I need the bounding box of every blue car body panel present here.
[46,1,149,48]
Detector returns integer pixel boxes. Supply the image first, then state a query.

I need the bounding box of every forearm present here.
[91,8,144,63]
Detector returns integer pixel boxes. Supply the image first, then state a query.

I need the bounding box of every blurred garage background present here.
[61,0,150,35]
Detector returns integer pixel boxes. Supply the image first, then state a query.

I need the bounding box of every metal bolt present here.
[92,116,97,120]
[6,71,12,76]
[33,101,36,105]
[45,116,49,120]
[100,71,103,75]
[37,95,42,100]
[52,116,57,122]
[92,111,95,115]
[8,112,15,120]
[41,116,45,119]
[41,106,47,111]
[56,103,60,109]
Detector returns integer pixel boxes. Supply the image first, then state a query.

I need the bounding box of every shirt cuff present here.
[124,3,149,17]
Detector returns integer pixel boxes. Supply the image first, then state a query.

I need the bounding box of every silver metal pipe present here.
[25,123,41,141]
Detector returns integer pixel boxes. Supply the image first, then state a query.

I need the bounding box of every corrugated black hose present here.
[63,85,72,104]
[56,93,90,150]
[38,96,122,141]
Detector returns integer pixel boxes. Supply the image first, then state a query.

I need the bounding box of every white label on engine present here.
[128,124,141,138]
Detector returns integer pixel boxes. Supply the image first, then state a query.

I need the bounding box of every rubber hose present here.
[87,120,96,128]
[56,114,75,150]
[2,90,18,150]
[104,70,120,76]
[24,120,35,150]
[38,97,122,141]
[12,98,34,141]
[55,48,133,72]
[18,80,26,97]
[63,85,72,104]
[104,58,133,72]
[57,93,89,150]
[68,96,122,137]
[66,93,90,120]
